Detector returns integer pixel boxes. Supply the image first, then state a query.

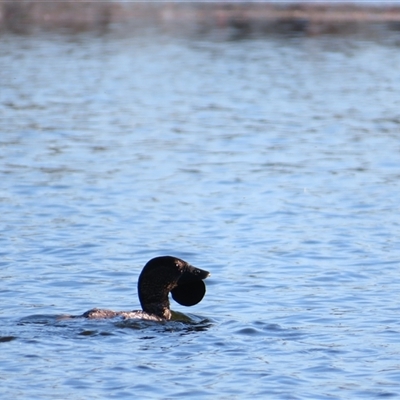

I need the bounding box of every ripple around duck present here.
[12,311,215,342]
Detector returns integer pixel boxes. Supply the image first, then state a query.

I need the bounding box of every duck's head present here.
[137,256,210,320]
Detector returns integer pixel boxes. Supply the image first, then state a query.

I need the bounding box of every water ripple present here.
[1,28,400,399]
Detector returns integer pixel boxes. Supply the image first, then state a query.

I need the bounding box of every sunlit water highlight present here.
[1,27,400,399]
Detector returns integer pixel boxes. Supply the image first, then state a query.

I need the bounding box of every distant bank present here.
[2,1,400,34]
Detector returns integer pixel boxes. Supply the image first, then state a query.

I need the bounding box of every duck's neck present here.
[138,271,178,320]
[142,299,172,320]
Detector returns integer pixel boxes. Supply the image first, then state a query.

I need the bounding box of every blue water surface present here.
[1,25,400,399]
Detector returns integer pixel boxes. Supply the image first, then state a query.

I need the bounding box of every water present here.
[1,26,400,399]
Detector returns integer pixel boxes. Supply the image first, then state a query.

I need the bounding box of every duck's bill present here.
[171,265,210,307]
[179,265,210,283]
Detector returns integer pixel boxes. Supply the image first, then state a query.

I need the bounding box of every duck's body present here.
[80,256,210,321]
[82,308,163,321]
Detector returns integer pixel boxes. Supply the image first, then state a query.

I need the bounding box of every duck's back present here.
[82,308,163,321]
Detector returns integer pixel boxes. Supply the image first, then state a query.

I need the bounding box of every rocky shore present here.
[1,1,400,35]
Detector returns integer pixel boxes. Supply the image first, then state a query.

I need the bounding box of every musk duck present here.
[81,256,210,321]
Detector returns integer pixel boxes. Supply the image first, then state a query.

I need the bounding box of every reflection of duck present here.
[82,256,210,321]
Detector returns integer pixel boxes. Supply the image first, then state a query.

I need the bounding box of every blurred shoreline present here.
[2,1,400,35]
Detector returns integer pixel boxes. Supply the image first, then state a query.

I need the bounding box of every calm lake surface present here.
[1,25,400,399]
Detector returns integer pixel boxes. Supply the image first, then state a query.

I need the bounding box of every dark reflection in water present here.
[0,336,17,343]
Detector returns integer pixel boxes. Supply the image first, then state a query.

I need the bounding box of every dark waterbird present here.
[81,256,210,321]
